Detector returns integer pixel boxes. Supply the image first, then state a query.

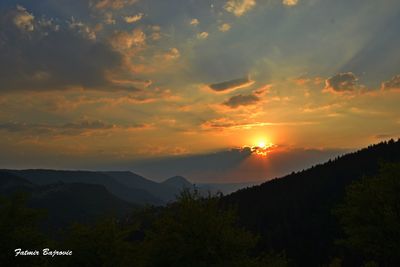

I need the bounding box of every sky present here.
[0,0,399,182]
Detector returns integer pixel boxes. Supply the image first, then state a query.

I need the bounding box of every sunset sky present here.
[1,0,399,182]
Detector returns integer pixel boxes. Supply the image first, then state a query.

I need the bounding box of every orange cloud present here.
[124,13,144,23]
[381,74,400,90]
[91,0,138,10]
[110,29,146,51]
[224,0,256,17]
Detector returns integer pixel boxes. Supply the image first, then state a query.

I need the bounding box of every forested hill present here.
[224,139,400,266]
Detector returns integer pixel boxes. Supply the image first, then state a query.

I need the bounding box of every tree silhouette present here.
[0,193,49,267]
[335,163,400,266]
[141,189,287,267]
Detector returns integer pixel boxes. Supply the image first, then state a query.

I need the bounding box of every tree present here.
[141,189,265,267]
[335,163,400,266]
[0,193,49,267]
[56,218,139,267]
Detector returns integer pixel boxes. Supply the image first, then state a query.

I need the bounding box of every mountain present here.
[0,171,35,194]
[104,171,180,202]
[224,139,400,266]
[0,171,135,231]
[3,169,162,205]
[162,176,192,189]
[197,181,260,195]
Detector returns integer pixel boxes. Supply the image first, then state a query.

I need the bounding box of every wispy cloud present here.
[224,0,256,17]
[218,23,231,32]
[381,74,400,90]
[223,94,260,108]
[197,31,209,39]
[90,0,138,10]
[208,77,254,93]
[190,18,199,26]
[282,0,299,7]
[124,13,144,23]
[13,5,34,32]
[0,120,151,136]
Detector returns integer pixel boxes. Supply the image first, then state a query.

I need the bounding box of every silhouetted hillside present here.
[162,175,192,189]
[0,171,135,232]
[3,170,162,205]
[104,171,181,202]
[225,139,400,266]
[0,171,35,194]
[29,183,134,232]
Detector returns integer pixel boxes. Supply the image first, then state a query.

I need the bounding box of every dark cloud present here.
[0,6,122,92]
[382,74,400,90]
[324,72,358,92]
[209,77,253,92]
[223,93,259,108]
[126,147,253,181]
[99,147,347,183]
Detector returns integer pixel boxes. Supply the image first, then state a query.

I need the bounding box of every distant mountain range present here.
[0,168,257,229]
[0,171,134,232]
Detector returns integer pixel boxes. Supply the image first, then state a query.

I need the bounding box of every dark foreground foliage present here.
[0,190,289,267]
[335,163,400,267]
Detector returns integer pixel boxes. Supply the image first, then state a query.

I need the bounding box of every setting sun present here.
[248,138,275,157]
[258,141,267,149]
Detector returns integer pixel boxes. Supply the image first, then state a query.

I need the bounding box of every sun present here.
[258,141,267,149]
[249,138,274,157]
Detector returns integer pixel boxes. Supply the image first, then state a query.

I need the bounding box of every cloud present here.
[0,6,122,92]
[374,134,398,140]
[324,72,359,93]
[197,31,209,39]
[201,118,274,130]
[149,25,162,40]
[381,74,400,90]
[13,5,34,32]
[218,23,231,32]
[124,147,346,183]
[67,17,97,40]
[0,120,149,135]
[124,13,144,23]
[90,0,138,10]
[201,118,316,131]
[223,94,260,108]
[104,12,116,24]
[109,29,146,50]
[190,19,199,26]
[282,0,299,6]
[208,77,254,92]
[129,147,253,182]
[162,48,180,60]
[224,0,256,17]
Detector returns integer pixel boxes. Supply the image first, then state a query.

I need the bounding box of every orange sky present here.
[0,1,400,181]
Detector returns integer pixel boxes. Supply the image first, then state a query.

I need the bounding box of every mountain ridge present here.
[224,139,400,266]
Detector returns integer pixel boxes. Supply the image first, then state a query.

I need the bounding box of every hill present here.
[104,171,183,202]
[0,171,135,232]
[162,175,192,189]
[224,139,400,266]
[3,169,162,205]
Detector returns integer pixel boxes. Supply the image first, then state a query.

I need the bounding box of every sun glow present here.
[243,138,275,157]
[258,141,267,149]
